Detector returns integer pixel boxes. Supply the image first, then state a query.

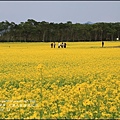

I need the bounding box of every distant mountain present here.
[84,21,94,24]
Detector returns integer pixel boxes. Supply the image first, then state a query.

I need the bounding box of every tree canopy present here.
[0,19,120,42]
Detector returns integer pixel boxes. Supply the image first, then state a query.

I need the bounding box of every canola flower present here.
[0,42,120,119]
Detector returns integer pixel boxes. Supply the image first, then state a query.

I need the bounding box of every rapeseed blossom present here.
[0,42,120,119]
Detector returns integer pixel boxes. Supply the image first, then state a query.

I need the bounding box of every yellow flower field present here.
[0,42,120,119]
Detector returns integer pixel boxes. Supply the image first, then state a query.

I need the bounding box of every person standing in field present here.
[51,43,53,48]
[64,43,66,48]
[61,42,64,48]
[58,42,61,48]
[53,42,56,48]
[102,41,104,47]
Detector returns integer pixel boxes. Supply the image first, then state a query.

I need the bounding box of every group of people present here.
[51,42,67,48]
[50,41,104,48]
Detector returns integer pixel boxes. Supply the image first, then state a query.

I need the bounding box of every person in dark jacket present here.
[51,43,53,48]
[64,43,66,48]
[53,42,56,48]
[102,41,104,47]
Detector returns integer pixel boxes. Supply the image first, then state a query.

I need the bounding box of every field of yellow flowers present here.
[0,42,120,119]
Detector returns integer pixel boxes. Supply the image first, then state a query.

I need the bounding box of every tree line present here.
[0,19,120,42]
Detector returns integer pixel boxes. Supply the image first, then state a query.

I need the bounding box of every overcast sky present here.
[0,1,120,24]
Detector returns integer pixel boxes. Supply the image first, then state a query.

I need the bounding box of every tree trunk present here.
[42,31,46,42]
